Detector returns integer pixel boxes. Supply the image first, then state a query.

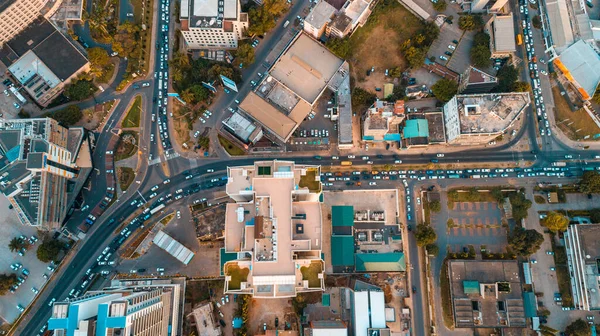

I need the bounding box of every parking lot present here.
[0,78,29,119]
[0,198,53,324]
[441,201,507,250]
[427,24,472,74]
[288,90,337,152]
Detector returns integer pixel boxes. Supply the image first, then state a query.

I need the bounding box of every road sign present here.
[220,75,238,92]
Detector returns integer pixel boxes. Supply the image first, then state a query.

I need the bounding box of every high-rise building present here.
[179,0,248,50]
[222,160,325,298]
[48,278,185,336]
[0,0,63,46]
[0,117,92,230]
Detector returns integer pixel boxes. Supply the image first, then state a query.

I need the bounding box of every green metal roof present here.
[523,292,537,318]
[355,252,406,272]
[403,119,429,139]
[331,235,355,266]
[463,280,480,294]
[332,205,354,227]
[322,293,330,307]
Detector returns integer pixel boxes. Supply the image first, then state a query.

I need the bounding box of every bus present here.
[340,161,353,166]
[150,204,165,215]
[516,34,523,46]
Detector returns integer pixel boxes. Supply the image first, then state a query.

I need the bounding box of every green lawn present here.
[300,262,322,288]
[218,135,245,156]
[115,131,138,161]
[299,168,321,193]
[553,86,600,141]
[122,96,142,128]
[118,167,135,191]
[132,0,154,75]
[225,264,249,290]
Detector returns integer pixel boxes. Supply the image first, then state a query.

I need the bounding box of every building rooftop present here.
[181,0,238,28]
[239,91,302,142]
[305,0,337,30]
[269,33,344,104]
[491,14,516,52]
[0,17,88,81]
[343,0,371,27]
[545,0,574,50]
[330,12,353,32]
[467,66,498,85]
[223,111,257,142]
[555,40,600,100]
[448,260,526,328]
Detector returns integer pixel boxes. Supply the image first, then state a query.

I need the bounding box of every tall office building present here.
[0,0,63,46]
[48,278,185,336]
[179,0,248,50]
[0,118,92,230]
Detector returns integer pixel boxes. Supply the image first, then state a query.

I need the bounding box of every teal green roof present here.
[355,252,406,272]
[220,248,237,276]
[463,281,480,294]
[523,292,537,317]
[332,206,354,227]
[331,235,355,266]
[403,119,429,139]
[322,293,330,307]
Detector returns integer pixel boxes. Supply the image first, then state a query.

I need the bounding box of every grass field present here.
[117,167,135,191]
[552,86,600,141]
[115,131,139,161]
[300,262,322,288]
[225,264,249,290]
[218,135,245,156]
[340,0,423,87]
[122,96,142,128]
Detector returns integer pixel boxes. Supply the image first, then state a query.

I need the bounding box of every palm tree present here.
[8,238,22,252]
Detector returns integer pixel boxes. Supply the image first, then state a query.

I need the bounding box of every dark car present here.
[137,268,146,273]
[444,51,452,56]
[219,319,226,327]
[452,39,459,44]
[412,286,417,294]
[275,317,279,328]
[407,225,412,231]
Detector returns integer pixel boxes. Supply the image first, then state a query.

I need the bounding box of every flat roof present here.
[223,111,257,141]
[305,0,336,29]
[9,50,61,88]
[343,0,371,27]
[269,34,344,104]
[556,40,600,99]
[239,91,297,141]
[332,205,354,227]
[545,0,574,49]
[403,119,429,138]
[355,253,406,272]
[331,235,355,266]
[492,15,516,52]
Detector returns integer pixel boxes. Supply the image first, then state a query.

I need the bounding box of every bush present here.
[426,244,439,256]
[37,239,65,263]
[0,273,17,295]
[415,224,437,246]
[433,0,447,11]
[431,78,458,102]
[541,211,569,233]
[508,192,532,222]
[64,79,97,101]
[565,318,591,336]
[458,14,483,31]
[429,200,441,212]
[579,171,600,194]
[508,227,543,256]
[52,105,83,126]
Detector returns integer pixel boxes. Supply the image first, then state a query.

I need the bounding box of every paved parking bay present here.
[0,198,53,324]
[289,90,337,152]
[427,24,468,72]
[444,202,507,248]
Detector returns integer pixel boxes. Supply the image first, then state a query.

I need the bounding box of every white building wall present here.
[443,97,461,142]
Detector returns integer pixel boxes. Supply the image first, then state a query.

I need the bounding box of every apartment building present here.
[485,14,516,59]
[564,224,600,311]
[48,278,185,336]
[222,160,325,298]
[362,100,405,143]
[303,0,374,39]
[0,118,92,230]
[0,17,90,107]
[0,0,64,46]
[179,0,248,50]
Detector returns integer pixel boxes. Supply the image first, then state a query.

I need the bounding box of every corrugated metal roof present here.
[332,205,354,226]
[153,231,195,265]
[353,292,370,336]
[403,119,429,139]
[558,40,600,99]
[369,291,387,328]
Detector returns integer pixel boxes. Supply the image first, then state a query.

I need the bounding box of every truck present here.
[470,175,482,179]
[552,161,567,167]
[150,204,165,215]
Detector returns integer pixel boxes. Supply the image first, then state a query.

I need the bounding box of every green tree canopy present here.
[88,47,111,67]
[512,81,531,92]
[532,15,542,29]
[426,243,439,256]
[429,200,442,213]
[579,171,600,194]
[508,227,544,256]
[248,7,276,36]
[64,80,97,101]
[495,64,519,92]
[36,239,65,263]
[565,318,591,336]
[433,0,447,11]
[326,38,352,59]
[415,224,437,246]
[351,87,377,115]
[236,43,256,67]
[404,46,427,69]
[470,32,491,68]
[458,14,483,31]
[8,237,27,252]
[542,211,569,233]
[509,192,532,222]
[52,105,83,126]
[0,273,17,295]
[431,78,458,102]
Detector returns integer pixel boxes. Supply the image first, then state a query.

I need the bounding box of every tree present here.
[388,67,402,78]
[0,273,17,295]
[590,208,600,223]
[88,47,111,67]
[495,64,519,92]
[208,64,235,82]
[542,211,569,233]
[351,87,377,114]
[415,224,437,246]
[248,7,276,36]
[512,81,531,92]
[565,318,591,336]
[470,44,491,67]
[36,239,65,263]
[404,46,427,69]
[236,43,255,66]
[326,38,352,59]
[532,15,542,29]
[431,78,458,102]
[433,0,447,11]
[52,105,83,126]
[426,244,439,256]
[8,237,26,252]
[579,171,600,194]
[507,227,544,256]
[429,200,441,213]
[262,0,288,16]
[458,15,480,31]
[64,80,97,101]
[509,192,532,222]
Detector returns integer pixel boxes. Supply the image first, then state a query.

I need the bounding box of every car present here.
[176,211,181,219]
[546,251,554,255]
[565,155,573,159]
[225,295,230,303]
[48,298,56,306]
[448,44,456,50]
[16,304,24,312]
[221,297,225,305]
[369,182,377,186]
[444,51,452,56]
[412,286,417,294]
[149,192,157,199]
[439,55,448,61]
[234,99,240,104]
[263,323,267,331]
[157,267,165,272]
[436,153,445,157]
[31,287,39,294]
[163,179,171,184]
[207,169,214,173]
[13,103,20,109]
[550,267,556,271]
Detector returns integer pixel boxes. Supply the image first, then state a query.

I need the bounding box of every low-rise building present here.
[48,278,185,336]
[447,260,527,328]
[303,0,374,39]
[0,16,90,107]
[222,160,325,298]
[0,117,92,230]
[553,40,600,102]
[564,223,600,311]
[545,0,575,52]
[459,66,498,94]
[179,0,248,50]
[222,111,264,145]
[442,92,530,145]
[485,14,516,59]
[362,100,405,143]
[304,0,337,39]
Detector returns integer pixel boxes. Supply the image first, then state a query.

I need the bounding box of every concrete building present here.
[553,40,600,101]
[400,112,447,148]
[485,14,516,59]
[460,0,508,13]
[222,111,264,144]
[222,160,325,298]
[442,92,530,145]
[362,100,405,143]
[0,118,92,230]
[48,278,185,336]
[458,66,498,94]
[447,260,527,328]
[349,282,389,336]
[238,33,349,143]
[564,223,600,311]
[303,0,374,39]
[179,0,248,50]
[546,0,575,51]
[189,302,221,336]
[0,0,64,46]
[0,17,90,107]
[304,0,337,39]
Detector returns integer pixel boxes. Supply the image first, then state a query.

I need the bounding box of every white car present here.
[448,44,456,50]
[436,153,445,157]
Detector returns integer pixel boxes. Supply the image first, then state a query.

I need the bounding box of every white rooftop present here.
[305,0,336,29]
[193,0,218,17]
[9,50,60,88]
[492,15,516,52]
[545,0,574,49]
[558,40,600,98]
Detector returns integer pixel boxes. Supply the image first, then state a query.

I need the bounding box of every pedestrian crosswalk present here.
[148,149,180,166]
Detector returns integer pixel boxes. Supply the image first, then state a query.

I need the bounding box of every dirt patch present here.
[248,298,297,334]
[117,167,135,191]
[115,131,138,161]
[192,203,227,241]
[171,101,193,150]
[74,100,117,130]
[552,86,600,141]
